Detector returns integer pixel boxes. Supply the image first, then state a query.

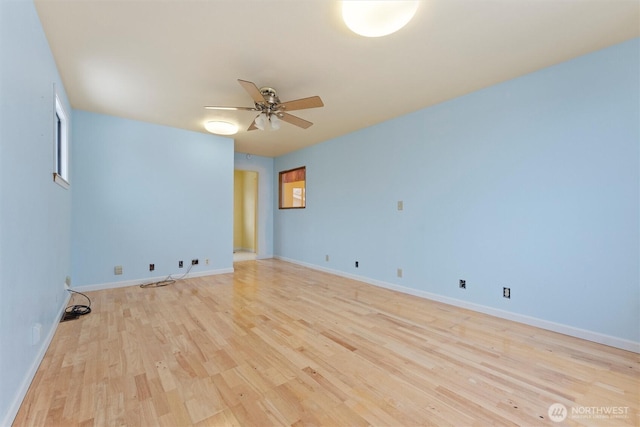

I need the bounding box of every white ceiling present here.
[35,0,639,158]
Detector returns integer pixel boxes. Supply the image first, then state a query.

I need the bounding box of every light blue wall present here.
[274,39,640,343]
[72,111,234,287]
[234,152,274,259]
[0,0,73,424]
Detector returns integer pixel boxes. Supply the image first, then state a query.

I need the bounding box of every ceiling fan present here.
[205,79,324,131]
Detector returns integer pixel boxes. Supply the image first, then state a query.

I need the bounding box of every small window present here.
[279,166,306,209]
[53,91,69,189]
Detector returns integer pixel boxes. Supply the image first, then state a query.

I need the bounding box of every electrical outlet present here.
[503,287,511,299]
[114,266,123,275]
[459,279,466,289]
[205,258,209,265]
[149,264,155,272]
[192,259,199,265]
[397,200,403,211]
[179,260,183,268]
[355,261,359,268]
[325,254,329,262]
[397,268,403,278]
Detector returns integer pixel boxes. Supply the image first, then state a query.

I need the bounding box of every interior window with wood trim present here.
[279,166,306,209]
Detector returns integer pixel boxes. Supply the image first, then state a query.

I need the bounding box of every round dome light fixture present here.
[342,1,419,38]
[204,120,238,135]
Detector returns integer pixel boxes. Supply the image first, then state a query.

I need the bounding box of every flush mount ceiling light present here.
[204,120,238,135]
[342,1,419,37]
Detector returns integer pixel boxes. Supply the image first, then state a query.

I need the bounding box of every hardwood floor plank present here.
[13,259,639,426]
[193,407,242,427]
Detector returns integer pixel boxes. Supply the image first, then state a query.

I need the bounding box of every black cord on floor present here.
[65,289,91,316]
[140,263,194,288]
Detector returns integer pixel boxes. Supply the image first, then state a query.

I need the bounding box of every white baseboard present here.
[275,256,639,353]
[2,291,71,427]
[72,268,234,292]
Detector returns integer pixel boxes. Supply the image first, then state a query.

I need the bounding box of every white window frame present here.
[53,88,69,189]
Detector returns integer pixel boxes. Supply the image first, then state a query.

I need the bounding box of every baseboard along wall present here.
[274,256,639,353]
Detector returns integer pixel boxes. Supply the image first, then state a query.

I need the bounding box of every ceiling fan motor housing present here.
[259,87,280,105]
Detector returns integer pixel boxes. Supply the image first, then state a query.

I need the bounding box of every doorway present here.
[233,170,258,262]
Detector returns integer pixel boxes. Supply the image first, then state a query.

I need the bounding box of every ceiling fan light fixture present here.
[206,79,323,132]
[341,0,419,37]
[204,120,238,135]
[270,114,281,131]
[255,113,267,131]
[255,113,281,131]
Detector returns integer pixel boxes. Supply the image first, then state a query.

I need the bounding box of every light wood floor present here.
[14,259,639,426]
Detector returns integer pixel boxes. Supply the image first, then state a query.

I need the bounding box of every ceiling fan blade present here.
[279,96,324,111]
[238,79,266,103]
[247,120,258,131]
[280,112,313,129]
[204,106,257,111]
